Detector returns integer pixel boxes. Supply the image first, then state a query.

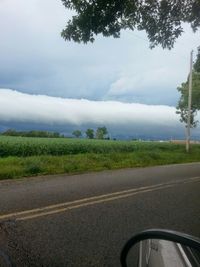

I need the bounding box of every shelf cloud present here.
[1,88,199,139]
[0,88,182,126]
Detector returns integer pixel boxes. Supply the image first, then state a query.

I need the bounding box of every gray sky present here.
[0,0,199,138]
[0,0,199,104]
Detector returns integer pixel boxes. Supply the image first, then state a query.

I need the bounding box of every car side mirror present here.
[120,229,200,267]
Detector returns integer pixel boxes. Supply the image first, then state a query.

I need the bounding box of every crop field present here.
[0,136,200,180]
[0,136,190,157]
[0,136,138,157]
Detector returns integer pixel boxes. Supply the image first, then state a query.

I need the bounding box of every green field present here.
[0,136,200,180]
[0,136,152,156]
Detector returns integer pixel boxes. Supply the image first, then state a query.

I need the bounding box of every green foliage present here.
[194,46,200,72]
[85,128,94,139]
[95,126,108,139]
[0,136,184,157]
[72,130,82,138]
[1,143,200,180]
[61,0,200,49]
[0,136,136,157]
[176,48,200,127]
[24,159,43,175]
[1,129,63,138]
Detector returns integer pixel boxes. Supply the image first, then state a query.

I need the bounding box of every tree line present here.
[72,126,108,139]
[1,129,64,138]
[1,127,109,140]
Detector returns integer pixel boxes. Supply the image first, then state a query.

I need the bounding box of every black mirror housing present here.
[120,229,200,267]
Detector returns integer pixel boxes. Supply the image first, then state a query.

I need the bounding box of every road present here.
[0,163,200,266]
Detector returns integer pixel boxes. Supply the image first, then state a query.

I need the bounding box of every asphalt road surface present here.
[0,163,200,267]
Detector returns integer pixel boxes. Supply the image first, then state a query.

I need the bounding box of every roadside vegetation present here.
[176,47,200,128]
[0,136,200,180]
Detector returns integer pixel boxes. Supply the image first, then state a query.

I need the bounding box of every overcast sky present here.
[0,0,199,138]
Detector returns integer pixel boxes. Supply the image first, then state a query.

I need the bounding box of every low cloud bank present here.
[0,89,199,138]
[0,89,180,125]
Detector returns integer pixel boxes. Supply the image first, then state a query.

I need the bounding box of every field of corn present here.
[0,136,188,157]
[0,136,200,180]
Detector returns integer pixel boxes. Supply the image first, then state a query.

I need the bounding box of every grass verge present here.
[0,144,200,180]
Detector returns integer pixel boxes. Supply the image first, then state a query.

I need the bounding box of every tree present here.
[176,47,200,127]
[72,130,82,138]
[53,132,60,138]
[85,128,94,139]
[194,46,200,72]
[95,126,108,139]
[61,0,200,49]
[2,129,17,136]
[1,130,63,138]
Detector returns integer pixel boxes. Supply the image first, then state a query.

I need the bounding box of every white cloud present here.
[108,68,173,96]
[105,26,200,104]
[1,89,199,138]
[0,89,183,127]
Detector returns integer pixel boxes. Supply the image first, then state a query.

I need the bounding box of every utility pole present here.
[186,50,193,152]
